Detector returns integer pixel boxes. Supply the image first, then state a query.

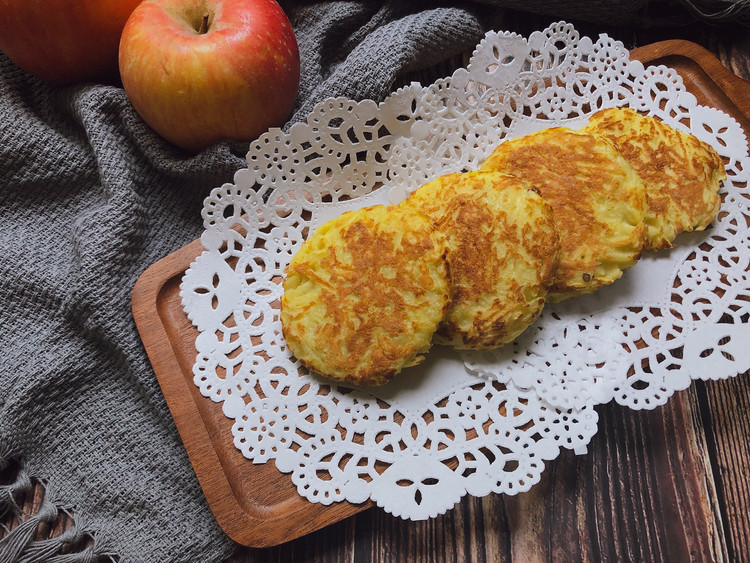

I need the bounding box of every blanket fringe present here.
[0,447,117,563]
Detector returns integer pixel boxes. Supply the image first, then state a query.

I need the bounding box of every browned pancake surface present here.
[481,128,647,301]
[402,171,560,348]
[585,107,725,250]
[281,204,450,386]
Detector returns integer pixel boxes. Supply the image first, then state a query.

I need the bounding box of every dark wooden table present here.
[225,13,750,563]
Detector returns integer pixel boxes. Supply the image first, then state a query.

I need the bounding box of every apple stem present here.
[198,13,209,34]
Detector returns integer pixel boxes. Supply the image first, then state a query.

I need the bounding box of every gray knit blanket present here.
[1,1,743,561]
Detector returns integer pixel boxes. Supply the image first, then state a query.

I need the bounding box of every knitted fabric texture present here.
[0,3,488,561]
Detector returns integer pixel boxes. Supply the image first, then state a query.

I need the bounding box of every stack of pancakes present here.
[281,107,726,386]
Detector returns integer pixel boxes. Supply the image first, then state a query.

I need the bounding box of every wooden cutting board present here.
[131,40,750,549]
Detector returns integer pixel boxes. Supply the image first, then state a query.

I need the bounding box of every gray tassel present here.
[0,451,31,520]
[17,522,89,563]
[0,450,117,563]
[45,547,101,563]
[45,531,118,563]
[0,487,58,563]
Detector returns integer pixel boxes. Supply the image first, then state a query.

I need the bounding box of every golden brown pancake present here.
[401,171,560,349]
[584,107,725,250]
[480,128,647,301]
[281,204,451,386]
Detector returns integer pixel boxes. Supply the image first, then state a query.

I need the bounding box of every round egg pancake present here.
[401,171,560,349]
[584,107,725,250]
[281,204,450,386]
[480,128,647,302]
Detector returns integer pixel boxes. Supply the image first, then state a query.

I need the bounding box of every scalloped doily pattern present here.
[181,22,750,520]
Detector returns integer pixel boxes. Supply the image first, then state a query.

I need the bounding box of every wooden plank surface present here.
[227,17,750,563]
[131,247,371,547]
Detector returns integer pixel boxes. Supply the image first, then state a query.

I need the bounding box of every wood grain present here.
[225,29,750,563]
[131,240,372,548]
[699,376,750,562]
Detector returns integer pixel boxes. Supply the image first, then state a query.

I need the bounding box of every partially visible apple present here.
[0,0,143,85]
[118,0,300,153]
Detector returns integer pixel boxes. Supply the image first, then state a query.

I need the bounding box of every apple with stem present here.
[119,0,300,153]
[0,0,143,85]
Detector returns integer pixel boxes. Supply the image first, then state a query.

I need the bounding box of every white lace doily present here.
[180,22,750,520]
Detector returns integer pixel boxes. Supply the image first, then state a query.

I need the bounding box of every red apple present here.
[118,0,300,153]
[0,0,143,85]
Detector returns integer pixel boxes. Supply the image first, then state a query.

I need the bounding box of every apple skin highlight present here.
[0,0,142,85]
[119,0,300,152]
